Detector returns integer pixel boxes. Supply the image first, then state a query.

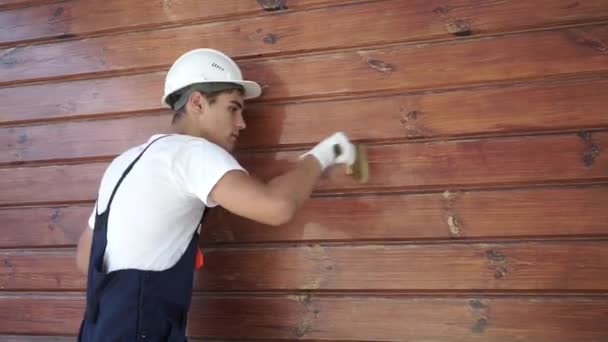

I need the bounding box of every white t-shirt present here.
[88,133,246,272]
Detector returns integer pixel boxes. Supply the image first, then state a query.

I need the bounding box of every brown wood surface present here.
[2,185,606,248]
[2,24,607,124]
[0,294,607,341]
[1,131,606,205]
[243,131,608,193]
[0,0,60,10]
[2,1,607,340]
[0,337,75,342]
[2,0,608,76]
[0,336,217,342]
[202,185,608,243]
[0,0,356,46]
[2,77,608,163]
[195,241,608,291]
[0,204,89,247]
[2,241,608,291]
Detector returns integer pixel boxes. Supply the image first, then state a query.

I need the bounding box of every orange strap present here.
[195,247,204,269]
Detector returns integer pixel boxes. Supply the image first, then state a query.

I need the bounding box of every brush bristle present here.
[352,144,369,183]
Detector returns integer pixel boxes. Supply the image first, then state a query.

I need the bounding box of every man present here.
[75,48,356,341]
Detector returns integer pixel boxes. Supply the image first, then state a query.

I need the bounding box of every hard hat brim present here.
[236,80,263,100]
[161,80,263,108]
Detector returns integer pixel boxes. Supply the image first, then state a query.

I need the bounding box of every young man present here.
[75,48,356,341]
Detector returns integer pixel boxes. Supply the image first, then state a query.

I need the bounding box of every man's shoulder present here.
[170,135,229,156]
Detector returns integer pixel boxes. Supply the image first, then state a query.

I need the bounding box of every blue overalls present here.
[78,135,202,341]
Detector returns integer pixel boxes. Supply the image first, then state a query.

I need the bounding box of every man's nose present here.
[236,112,246,130]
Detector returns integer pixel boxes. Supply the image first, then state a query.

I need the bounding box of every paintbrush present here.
[333,143,369,183]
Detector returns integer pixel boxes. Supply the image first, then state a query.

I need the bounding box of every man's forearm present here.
[266,155,323,211]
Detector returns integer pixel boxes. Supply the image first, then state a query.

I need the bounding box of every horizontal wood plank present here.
[0,205,90,247]
[0,336,74,342]
[0,336,214,342]
[2,25,608,124]
[202,185,608,243]
[2,241,608,291]
[2,185,606,248]
[243,131,608,193]
[2,77,608,163]
[5,0,608,46]
[0,294,607,341]
[0,0,59,10]
[0,162,106,205]
[2,1,608,84]
[0,131,606,205]
[0,0,355,46]
[199,241,608,291]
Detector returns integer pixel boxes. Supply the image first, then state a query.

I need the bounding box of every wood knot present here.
[0,48,19,67]
[399,109,429,138]
[262,33,278,44]
[469,299,486,310]
[48,208,63,231]
[578,131,601,167]
[16,133,28,144]
[433,6,450,15]
[257,0,288,11]
[294,322,311,337]
[486,249,508,279]
[400,110,418,124]
[447,216,461,236]
[443,190,463,201]
[298,294,312,305]
[51,6,64,20]
[3,259,14,270]
[485,249,506,262]
[583,144,601,167]
[567,29,608,54]
[577,130,592,141]
[471,318,488,333]
[367,59,394,73]
[446,20,473,37]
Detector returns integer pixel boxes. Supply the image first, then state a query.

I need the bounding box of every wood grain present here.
[2,185,606,248]
[0,204,90,247]
[242,132,608,193]
[5,0,608,46]
[3,1,608,83]
[2,241,608,291]
[0,0,355,45]
[2,77,608,163]
[1,131,606,205]
[202,185,608,243]
[2,24,607,124]
[0,336,75,342]
[0,294,607,341]
[0,0,60,11]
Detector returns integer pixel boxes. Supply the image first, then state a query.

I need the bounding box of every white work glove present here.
[299,132,356,171]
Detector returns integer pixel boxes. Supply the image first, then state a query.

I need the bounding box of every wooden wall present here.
[1,0,608,340]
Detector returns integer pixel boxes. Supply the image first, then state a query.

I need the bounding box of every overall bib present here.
[78,135,202,341]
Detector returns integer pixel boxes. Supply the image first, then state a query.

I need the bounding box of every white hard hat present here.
[161,48,262,108]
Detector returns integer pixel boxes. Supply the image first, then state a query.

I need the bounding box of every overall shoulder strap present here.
[97,134,172,216]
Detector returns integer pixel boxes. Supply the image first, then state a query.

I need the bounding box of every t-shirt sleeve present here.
[173,140,247,207]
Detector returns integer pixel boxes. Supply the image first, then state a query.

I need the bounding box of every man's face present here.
[197,91,246,152]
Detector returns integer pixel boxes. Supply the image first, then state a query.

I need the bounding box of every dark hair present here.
[170,86,244,125]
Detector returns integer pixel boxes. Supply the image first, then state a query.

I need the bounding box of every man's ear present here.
[189,91,205,113]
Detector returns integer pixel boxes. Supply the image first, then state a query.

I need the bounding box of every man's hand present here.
[299,132,356,171]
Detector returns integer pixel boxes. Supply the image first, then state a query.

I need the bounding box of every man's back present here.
[89,133,245,272]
